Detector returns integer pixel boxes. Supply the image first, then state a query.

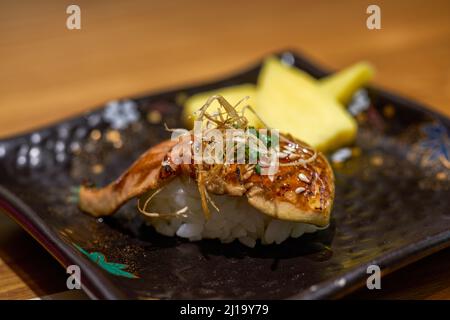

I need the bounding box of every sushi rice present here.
[146,177,325,248]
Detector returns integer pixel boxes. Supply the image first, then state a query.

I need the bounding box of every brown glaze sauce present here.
[159,134,332,212]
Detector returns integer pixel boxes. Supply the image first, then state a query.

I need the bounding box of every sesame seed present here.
[298,173,310,183]
[284,145,297,152]
[288,153,301,160]
[295,187,306,194]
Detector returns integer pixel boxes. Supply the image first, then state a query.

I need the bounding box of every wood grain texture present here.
[0,211,67,299]
[0,0,449,299]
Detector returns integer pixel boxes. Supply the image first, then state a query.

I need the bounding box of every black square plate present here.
[1,51,449,299]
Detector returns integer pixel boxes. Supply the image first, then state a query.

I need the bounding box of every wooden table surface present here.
[0,0,449,299]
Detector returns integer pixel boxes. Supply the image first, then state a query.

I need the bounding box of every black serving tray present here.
[0,51,449,299]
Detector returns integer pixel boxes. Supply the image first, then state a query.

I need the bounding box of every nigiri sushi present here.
[78,96,335,247]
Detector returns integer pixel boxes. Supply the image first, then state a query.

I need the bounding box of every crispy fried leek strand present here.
[236,103,318,165]
[197,95,248,129]
[138,187,188,219]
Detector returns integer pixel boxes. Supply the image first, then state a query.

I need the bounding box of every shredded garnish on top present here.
[139,95,317,220]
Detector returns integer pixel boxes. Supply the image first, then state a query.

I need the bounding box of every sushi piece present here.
[78,96,334,247]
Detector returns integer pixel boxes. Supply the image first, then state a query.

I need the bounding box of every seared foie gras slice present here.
[79,133,334,227]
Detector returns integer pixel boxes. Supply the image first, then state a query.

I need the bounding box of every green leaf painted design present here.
[74,244,137,279]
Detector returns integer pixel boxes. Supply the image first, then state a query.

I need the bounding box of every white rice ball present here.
[145,177,324,247]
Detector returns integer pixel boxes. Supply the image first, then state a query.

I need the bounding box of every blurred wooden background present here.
[0,0,449,299]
